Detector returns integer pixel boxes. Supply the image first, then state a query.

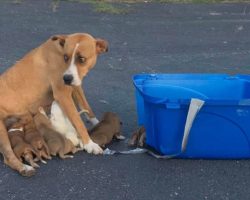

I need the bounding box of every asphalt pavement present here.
[1,1,250,200]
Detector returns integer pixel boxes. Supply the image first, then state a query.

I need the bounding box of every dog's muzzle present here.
[63,74,73,85]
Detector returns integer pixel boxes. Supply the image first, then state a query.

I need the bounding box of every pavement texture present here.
[1,1,250,200]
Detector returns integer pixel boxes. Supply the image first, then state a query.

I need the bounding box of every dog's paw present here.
[90,117,99,126]
[79,141,84,149]
[85,116,99,126]
[20,164,36,177]
[84,140,103,155]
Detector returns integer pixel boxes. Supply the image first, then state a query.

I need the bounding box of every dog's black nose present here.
[63,74,73,85]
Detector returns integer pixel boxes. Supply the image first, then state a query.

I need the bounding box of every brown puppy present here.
[34,107,77,159]
[8,128,40,169]
[89,112,125,148]
[128,126,146,147]
[0,33,108,175]
[5,116,43,169]
[23,116,51,161]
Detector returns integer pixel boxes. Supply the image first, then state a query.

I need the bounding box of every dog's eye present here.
[64,54,69,63]
[78,56,86,64]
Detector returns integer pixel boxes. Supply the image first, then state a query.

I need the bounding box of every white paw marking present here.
[116,135,126,140]
[41,160,47,164]
[84,140,103,155]
[89,117,99,126]
[23,164,34,171]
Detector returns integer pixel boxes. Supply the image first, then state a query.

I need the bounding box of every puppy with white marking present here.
[4,115,46,168]
[7,122,40,168]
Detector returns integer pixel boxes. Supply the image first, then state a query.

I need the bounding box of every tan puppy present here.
[0,33,108,175]
[128,126,146,147]
[4,116,43,169]
[89,112,125,148]
[8,128,40,169]
[23,116,51,161]
[34,107,77,159]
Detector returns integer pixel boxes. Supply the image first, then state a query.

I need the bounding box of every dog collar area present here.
[8,128,24,133]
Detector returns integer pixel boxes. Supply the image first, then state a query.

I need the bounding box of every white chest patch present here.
[50,101,83,148]
[64,43,81,86]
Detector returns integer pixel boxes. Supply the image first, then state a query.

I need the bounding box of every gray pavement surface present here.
[1,1,250,200]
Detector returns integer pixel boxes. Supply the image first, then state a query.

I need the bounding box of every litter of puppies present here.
[3,101,130,174]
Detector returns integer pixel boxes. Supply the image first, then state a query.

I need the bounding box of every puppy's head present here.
[52,33,108,86]
[4,116,21,130]
[4,113,33,130]
[102,112,119,123]
[102,112,124,137]
[102,112,125,140]
[33,107,51,129]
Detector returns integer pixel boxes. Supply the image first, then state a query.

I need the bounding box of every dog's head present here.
[51,33,108,86]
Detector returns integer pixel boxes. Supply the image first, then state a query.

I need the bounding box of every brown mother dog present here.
[0,33,108,176]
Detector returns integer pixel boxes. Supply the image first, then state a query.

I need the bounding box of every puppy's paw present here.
[41,160,47,164]
[20,164,35,177]
[31,162,40,168]
[116,135,126,140]
[84,140,103,155]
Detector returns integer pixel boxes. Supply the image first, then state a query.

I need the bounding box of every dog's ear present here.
[51,35,67,48]
[96,38,108,54]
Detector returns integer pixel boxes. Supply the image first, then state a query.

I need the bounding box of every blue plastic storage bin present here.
[133,74,250,159]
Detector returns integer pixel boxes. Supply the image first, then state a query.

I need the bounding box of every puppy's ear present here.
[96,38,108,54]
[51,35,67,48]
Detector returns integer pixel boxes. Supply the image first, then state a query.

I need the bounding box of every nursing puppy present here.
[50,101,84,149]
[89,112,125,148]
[23,116,51,161]
[5,116,44,167]
[34,107,77,159]
[8,129,40,169]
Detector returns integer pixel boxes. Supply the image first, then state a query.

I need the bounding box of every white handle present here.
[181,98,205,152]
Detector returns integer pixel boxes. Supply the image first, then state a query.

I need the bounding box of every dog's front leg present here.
[72,86,99,126]
[54,88,103,155]
[0,120,35,176]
